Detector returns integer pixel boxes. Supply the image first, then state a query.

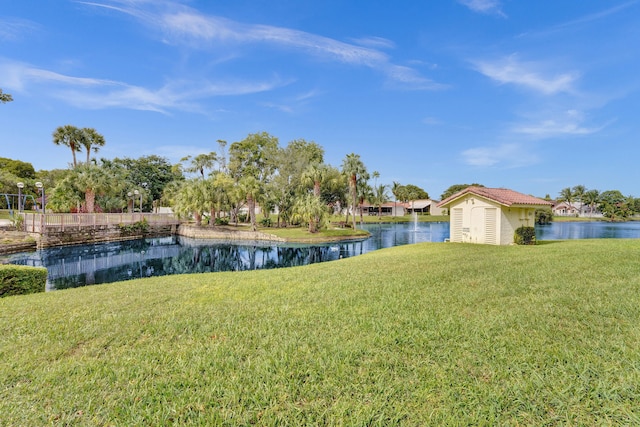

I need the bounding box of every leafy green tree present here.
[239,175,262,231]
[440,183,484,201]
[52,125,84,168]
[598,190,629,221]
[535,207,553,225]
[0,89,12,103]
[0,157,36,180]
[229,132,279,229]
[110,155,183,211]
[80,128,106,164]
[341,153,368,229]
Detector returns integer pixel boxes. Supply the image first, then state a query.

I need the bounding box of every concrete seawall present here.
[176,224,286,242]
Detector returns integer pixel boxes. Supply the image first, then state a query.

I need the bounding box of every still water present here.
[4,221,640,290]
[1,222,448,290]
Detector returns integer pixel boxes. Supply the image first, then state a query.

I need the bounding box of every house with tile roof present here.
[437,186,552,245]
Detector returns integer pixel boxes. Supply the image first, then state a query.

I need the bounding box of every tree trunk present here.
[85,189,95,214]
[248,194,257,231]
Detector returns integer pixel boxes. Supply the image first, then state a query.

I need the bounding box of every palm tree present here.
[301,163,327,197]
[172,179,209,226]
[341,153,368,229]
[182,152,218,178]
[369,184,390,219]
[582,189,600,217]
[559,187,574,215]
[293,193,328,233]
[72,164,113,213]
[0,88,13,103]
[571,185,586,215]
[53,125,83,168]
[80,128,106,164]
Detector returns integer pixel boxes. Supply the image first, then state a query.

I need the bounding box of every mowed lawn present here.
[2,239,640,425]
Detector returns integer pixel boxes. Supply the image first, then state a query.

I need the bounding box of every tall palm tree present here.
[182,152,218,178]
[559,187,574,215]
[369,184,390,219]
[341,153,368,229]
[582,189,600,217]
[572,185,586,215]
[80,128,106,164]
[72,164,113,213]
[301,163,327,197]
[52,125,83,168]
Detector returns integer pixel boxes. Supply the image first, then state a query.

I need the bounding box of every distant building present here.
[437,186,552,245]
[360,199,445,216]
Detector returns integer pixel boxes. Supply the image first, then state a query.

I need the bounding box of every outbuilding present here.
[437,186,552,245]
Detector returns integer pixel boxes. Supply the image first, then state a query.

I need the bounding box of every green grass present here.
[264,226,370,241]
[3,239,640,424]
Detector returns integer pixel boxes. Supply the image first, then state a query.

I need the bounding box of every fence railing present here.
[21,212,179,233]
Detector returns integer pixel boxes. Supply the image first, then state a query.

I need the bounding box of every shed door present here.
[484,207,497,245]
[451,208,463,242]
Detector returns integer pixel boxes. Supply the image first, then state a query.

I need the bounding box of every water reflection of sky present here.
[1,222,448,290]
[3,221,640,290]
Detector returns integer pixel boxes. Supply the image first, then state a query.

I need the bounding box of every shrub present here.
[260,217,272,227]
[535,207,553,225]
[118,218,149,236]
[214,217,229,226]
[0,265,47,297]
[514,226,536,245]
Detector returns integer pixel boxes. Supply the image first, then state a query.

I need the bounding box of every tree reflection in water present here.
[3,222,451,290]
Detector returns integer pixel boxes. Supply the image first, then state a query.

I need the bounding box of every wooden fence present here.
[21,212,179,233]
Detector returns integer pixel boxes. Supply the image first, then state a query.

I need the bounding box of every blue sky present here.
[1,0,639,199]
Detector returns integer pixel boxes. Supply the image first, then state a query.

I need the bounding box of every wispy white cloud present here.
[349,36,396,50]
[0,18,41,41]
[462,143,537,167]
[513,109,610,138]
[0,58,283,113]
[84,0,442,90]
[458,0,506,17]
[474,55,578,95]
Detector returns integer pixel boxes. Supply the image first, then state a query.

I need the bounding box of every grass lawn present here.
[2,239,640,424]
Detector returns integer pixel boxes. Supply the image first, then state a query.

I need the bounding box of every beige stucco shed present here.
[437,186,552,245]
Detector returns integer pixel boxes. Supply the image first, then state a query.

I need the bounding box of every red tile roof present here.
[437,186,552,207]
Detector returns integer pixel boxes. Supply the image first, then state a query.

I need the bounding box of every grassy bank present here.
[2,240,640,424]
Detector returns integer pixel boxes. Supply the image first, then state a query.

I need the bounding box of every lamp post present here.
[134,189,141,213]
[127,191,134,213]
[35,181,44,213]
[141,182,148,212]
[17,182,24,212]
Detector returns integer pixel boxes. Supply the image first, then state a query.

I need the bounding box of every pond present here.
[3,220,640,290]
[1,222,448,291]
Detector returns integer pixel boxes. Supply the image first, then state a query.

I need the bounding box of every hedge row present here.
[0,265,47,297]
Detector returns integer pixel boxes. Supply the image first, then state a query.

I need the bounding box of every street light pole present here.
[134,189,141,213]
[17,182,24,212]
[35,181,44,213]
